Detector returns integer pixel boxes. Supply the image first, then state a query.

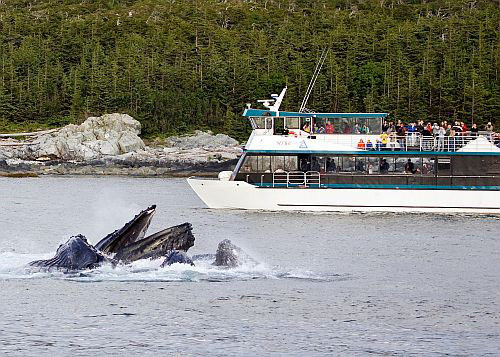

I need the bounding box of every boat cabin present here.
[230,89,500,191]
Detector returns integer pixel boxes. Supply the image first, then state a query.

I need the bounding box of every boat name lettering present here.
[276,140,292,146]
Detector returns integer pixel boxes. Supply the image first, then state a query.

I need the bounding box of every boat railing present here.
[264,129,498,152]
[272,171,320,187]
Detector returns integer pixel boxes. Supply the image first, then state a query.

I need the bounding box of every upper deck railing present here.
[265,131,499,153]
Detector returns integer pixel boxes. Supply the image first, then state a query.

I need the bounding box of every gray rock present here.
[19,113,145,161]
[164,130,239,149]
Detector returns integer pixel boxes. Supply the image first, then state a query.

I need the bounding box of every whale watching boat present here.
[188,87,500,213]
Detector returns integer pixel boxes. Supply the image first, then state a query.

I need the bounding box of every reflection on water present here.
[0,176,499,355]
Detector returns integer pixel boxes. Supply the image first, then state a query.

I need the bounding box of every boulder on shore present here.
[164,130,239,149]
[20,113,145,161]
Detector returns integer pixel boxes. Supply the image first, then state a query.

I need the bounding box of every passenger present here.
[432,123,440,136]
[437,125,446,151]
[326,158,336,172]
[426,122,433,133]
[316,125,325,134]
[380,132,388,148]
[405,159,416,174]
[302,122,310,133]
[325,121,334,134]
[449,128,456,151]
[356,159,365,172]
[311,157,320,172]
[485,122,494,133]
[354,123,361,134]
[366,140,373,150]
[387,122,395,134]
[396,123,406,137]
[300,157,310,172]
[416,120,424,134]
[407,122,417,146]
[461,121,468,135]
[375,138,383,150]
[380,159,389,174]
[387,133,400,151]
[471,123,479,137]
[357,139,365,150]
[361,124,370,134]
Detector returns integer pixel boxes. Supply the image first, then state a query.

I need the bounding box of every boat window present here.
[285,156,298,171]
[312,118,328,134]
[240,155,272,172]
[299,118,312,132]
[395,157,422,174]
[339,157,355,172]
[422,157,435,175]
[271,156,298,172]
[240,156,258,172]
[321,117,383,135]
[265,117,273,130]
[355,157,367,173]
[367,157,379,174]
[274,118,285,135]
[285,117,300,130]
[437,157,451,175]
[251,117,266,129]
[259,156,272,172]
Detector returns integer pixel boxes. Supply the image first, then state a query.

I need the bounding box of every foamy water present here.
[1,176,499,356]
[0,251,336,283]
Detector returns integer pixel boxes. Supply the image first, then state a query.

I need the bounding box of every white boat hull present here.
[187,178,500,214]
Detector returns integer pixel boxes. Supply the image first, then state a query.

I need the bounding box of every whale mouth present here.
[95,205,157,254]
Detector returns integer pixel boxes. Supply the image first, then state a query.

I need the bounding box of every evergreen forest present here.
[0,0,499,140]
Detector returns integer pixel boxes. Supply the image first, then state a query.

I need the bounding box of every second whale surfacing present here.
[28,205,195,272]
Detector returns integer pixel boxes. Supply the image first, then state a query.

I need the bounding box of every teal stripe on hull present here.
[253,183,500,191]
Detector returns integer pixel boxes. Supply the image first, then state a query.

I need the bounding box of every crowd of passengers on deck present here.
[297,118,499,151]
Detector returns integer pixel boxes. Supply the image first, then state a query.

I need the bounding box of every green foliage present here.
[0,0,499,140]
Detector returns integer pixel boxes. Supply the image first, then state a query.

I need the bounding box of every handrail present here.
[252,130,498,152]
[265,171,499,189]
[272,171,321,187]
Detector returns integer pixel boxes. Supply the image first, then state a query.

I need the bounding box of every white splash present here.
[0,252,337,283]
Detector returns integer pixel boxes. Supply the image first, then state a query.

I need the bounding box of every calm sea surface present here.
[0,176,499,356]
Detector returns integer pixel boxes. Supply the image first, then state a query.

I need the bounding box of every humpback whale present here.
[213,239,254,268]
[29,235,108,271]
[160,250,194,267]
[27,206,254,272]
[28,205,194,271]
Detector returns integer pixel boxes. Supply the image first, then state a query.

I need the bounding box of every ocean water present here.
[0,176,499,356]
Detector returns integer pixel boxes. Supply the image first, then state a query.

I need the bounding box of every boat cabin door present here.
[273,117,285,135]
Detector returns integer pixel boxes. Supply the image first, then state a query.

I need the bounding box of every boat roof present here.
[243,109,389,118]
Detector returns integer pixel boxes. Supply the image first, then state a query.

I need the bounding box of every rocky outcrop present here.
[0,114,241,176]
[165,130,239,149]
[19,113,145,161]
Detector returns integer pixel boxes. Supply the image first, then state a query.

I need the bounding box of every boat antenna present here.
[299,48,329,113]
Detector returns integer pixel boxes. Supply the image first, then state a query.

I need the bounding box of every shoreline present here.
[0,158,236,178]
[0,114,241,178]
